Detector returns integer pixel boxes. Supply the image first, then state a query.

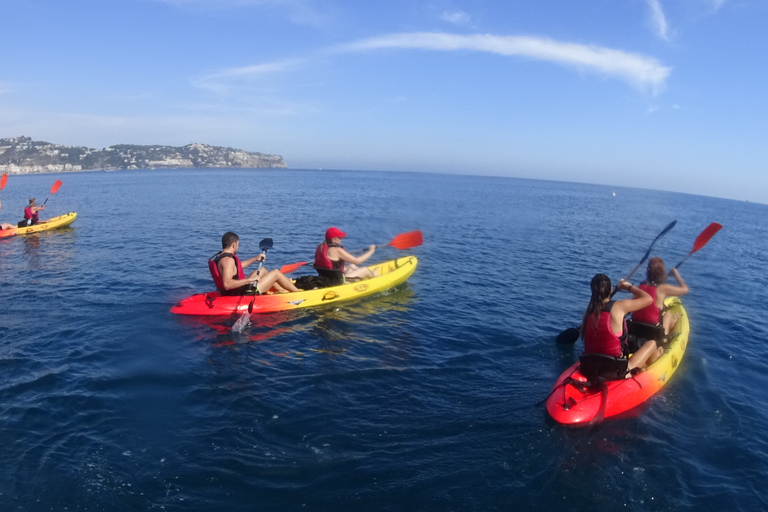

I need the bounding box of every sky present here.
[1,0,767,202]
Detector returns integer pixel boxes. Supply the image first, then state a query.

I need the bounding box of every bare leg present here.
[662,311,681,335]
[257,269,300,293]
[1,223,14,230]
[628,340,664,370]
[344,266,375,281]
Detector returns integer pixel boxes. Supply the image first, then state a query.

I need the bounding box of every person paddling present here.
[632,257,689,335]
[581,274,664,372]
[23,198,45,226]
[209,232,299,296]
[313,227,377,285]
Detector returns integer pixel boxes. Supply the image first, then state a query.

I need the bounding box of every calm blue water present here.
[1,169,766,511]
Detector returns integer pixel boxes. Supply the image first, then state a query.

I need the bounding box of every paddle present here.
[280,261,308,274]
[232,238,273,332]
[555,220,677,344]
[280,230,424,273]
[352,230,424,253]
[43,179,63,205]
[607,220,677,299]
[0,173,7,191]
[669,223,722,272]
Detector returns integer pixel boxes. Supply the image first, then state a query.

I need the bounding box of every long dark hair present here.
[580,273,612,340]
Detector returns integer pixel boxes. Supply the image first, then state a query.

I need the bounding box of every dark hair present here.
[221,231,239,249]
[581,273,612,340]
[646,257,666,285]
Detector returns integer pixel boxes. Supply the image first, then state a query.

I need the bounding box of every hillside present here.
[0,136,287,174]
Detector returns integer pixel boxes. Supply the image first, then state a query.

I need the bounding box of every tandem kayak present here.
[546,296,689,426]
[171,255,418,316]
[0,212,78,236]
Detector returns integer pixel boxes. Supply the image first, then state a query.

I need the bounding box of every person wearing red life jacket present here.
[0,199,15,230]
[632,257,689,335]
[313,227,377,285]
[23,198,45,226]
[210,231,299,296]
[581,274,663,371]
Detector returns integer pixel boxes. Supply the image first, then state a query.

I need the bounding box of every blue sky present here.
[1,0,766,202]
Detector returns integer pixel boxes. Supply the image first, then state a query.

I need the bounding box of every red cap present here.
[325,227,347,240]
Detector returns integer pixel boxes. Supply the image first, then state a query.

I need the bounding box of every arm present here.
[240,253,266,269]
[612,280,652,331]
[659,268,689,298]
[219,257,257,291]
[33,205,45,213]
[334,245,376,266]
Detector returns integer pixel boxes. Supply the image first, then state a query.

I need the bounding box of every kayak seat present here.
[578,354,629,385]
[626,320,667,353]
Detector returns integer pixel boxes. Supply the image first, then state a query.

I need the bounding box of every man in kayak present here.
[22,198,45,226]
[581,274,664,372]
[313,227,377,285]
[0,199,16,230]
[631,257,689,335]
[210,231,300,295]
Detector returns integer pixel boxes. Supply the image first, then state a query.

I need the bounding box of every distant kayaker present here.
[0,199,15,230]
[631,257,689,334]
[313,227,378,285]
[23,198,45,226]
[580,274,664,371]
[209,231,299,295]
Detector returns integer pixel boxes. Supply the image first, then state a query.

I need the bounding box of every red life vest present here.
[584,301,625,358]
[313,243,345,272]
[632,283,661,324]
[24,206,39,224]
[208,252,245,292]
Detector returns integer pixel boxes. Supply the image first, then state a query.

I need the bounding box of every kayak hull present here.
[2,212,78,236]
[171,255,418,315]
[546,297,689,426]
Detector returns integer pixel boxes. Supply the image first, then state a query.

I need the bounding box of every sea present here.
[0,168,766,511]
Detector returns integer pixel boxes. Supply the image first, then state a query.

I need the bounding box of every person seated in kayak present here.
[210,232,300,296]
[631,257,689,335]
[23,198,45,226]
[580,273,664,372]
[313,227,378,286]
[0,199,16,230]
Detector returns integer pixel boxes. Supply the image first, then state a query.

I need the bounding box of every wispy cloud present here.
[337,33,671,94]
[441,11,471,26]
[196,32,671,96]
[194,58,307,94]
[154,0,330,26]
[710,0,727,12]
[646,0,670,41]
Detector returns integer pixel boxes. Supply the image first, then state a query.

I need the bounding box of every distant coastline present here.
[0,136,287,175]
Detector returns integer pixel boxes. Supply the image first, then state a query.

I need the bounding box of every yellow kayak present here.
[4,212,78,236]
[171,256,419,315]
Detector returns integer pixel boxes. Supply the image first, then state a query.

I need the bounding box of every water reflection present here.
[186,285,416,359]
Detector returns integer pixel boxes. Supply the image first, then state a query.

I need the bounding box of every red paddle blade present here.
[387,230,423,250]
[692,223,722,253]
[280,262,308,274]
[0,173,7,190]
[51,179,63,194]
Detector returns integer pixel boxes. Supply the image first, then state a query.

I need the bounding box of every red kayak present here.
[546,297,689,426]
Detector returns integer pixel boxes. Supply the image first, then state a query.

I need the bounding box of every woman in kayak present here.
[0,199,16,230]
[581,273,664,371]
[314,227,378,285]
[632,257,689,334]
[23,198,45,226]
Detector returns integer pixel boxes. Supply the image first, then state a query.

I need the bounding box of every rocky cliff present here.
[0,136,287,174]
